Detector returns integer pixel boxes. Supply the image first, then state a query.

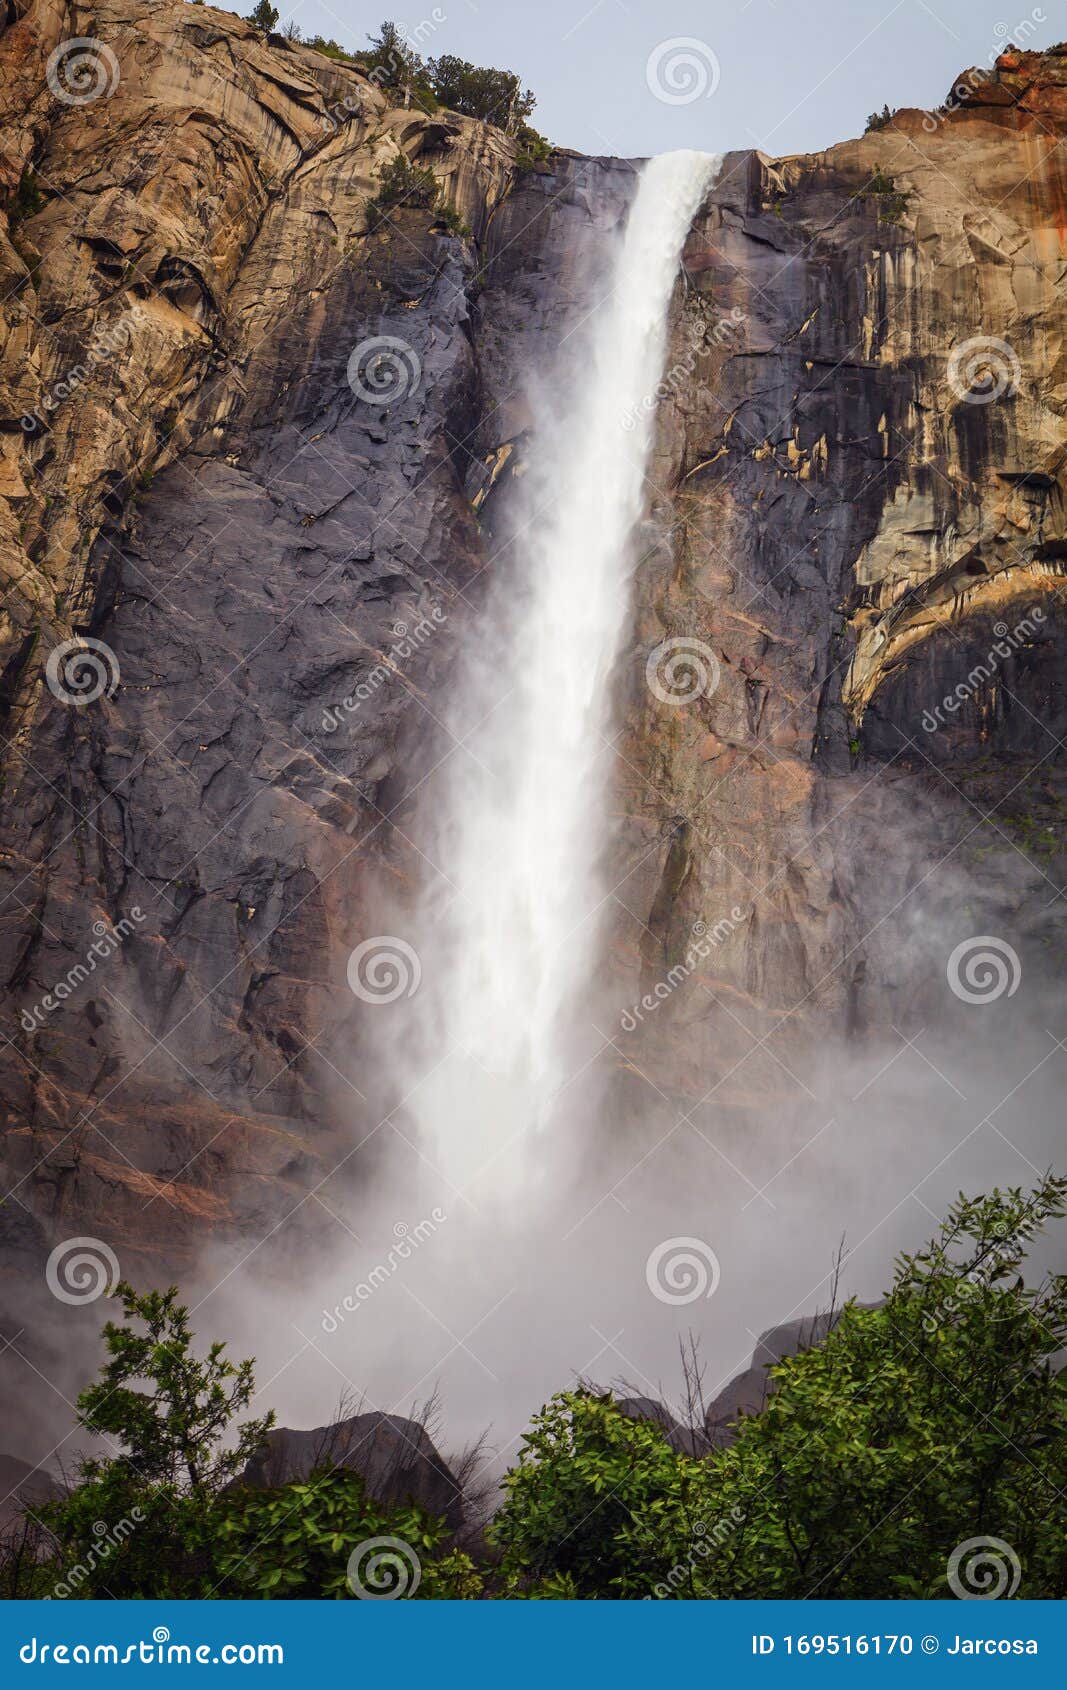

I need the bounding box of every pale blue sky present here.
[272,0,1062,156]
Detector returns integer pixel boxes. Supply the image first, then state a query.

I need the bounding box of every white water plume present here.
[404,151,721,1195]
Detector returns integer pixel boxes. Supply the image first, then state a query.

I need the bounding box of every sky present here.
[273,0,1061,157]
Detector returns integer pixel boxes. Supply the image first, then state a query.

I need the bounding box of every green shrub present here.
[492,1177,1067,1599]
[367,155,469,239]
[514,124,552,173]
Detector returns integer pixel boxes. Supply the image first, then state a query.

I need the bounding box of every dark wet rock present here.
[0,1451,62,1531]
[238,1412,464,1530]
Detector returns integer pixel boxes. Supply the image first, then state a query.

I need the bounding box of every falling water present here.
[408,151,720,1194]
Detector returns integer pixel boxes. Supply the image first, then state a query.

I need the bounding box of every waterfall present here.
[408,151,720,1195]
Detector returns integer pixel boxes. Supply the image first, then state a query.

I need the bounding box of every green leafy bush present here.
[514,125,552,172]
[492,1177,1067,1598]
[7,1181,1066,1599]
[214,1468,481,1598]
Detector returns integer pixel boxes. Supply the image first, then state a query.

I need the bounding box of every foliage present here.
[367,155,469,238]
[28,1286,474,1600]
[490,1391,706,1596]
[213,1467,481,1598]
[8,1182,1066,1599]
[304,35,352,62]
[359,21,437,111]
[426,54,535,133]
[865,104,894,132]
[73,1283,273,1493]
[37,1283,274,1597]
[9,170,46,224]
[246,2,279,31]
[492,1178,1067,1598]
[855,166,910,225]
[514,124,552,172]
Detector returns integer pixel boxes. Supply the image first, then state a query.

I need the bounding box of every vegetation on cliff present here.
[238,9,549,154]
[3,1179,1064,1599]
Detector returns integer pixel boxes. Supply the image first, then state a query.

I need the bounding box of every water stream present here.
[408,151,721,1195]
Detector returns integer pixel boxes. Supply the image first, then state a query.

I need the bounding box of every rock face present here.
[238,1411,464,1530]
[0,3,1065,1346]
[703,1311,876,1444]
[0,1450,61,1531]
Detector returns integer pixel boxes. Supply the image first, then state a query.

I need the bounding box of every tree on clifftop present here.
[246,2,279,31]
[427,53,536,133]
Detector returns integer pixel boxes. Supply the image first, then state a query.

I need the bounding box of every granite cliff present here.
[1,1,1065,1311]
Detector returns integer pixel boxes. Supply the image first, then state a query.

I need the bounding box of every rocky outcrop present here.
[0,2,1064,1321]
[602,51,1067,1120]
[238,1411,464,1529]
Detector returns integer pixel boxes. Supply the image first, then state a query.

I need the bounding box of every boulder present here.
[238,1411,464,1531]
